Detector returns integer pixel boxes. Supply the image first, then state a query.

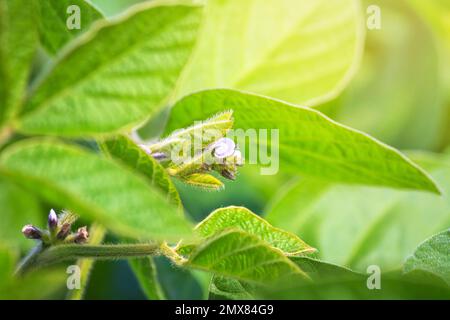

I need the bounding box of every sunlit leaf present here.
[165,89,439,193]
[175,0,364,106]
[404,229,450,286]
[187,229,308,284]
[0,0,39,127]
[101,135,182,208]
[38,0,103,55]
[17,1,203,136]
[194,206,314,255]
[0,139,193,241]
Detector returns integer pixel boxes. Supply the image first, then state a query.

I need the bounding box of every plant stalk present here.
[15,243,160,276]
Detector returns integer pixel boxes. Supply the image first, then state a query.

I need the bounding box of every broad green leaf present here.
[0,178,44,250]
[38,0,103,55]
[208,257,361,300]
[165,89,439,193]
[265,152,450,272]
[90,0,145,16]
[290,256,362,282]
[129,257,166,300]
[404,229,450,286]
[0,139,193,241]
[17,2,203,136]
[101,135,182,208]
[209,275,254,300]
[195,206,314,255]
[66,224,106,300]
[0,0,39,127]
[174,0,364,106]
[204,256,450,300]
[187,229,309,284]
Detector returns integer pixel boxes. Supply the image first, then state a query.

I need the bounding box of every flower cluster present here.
[22,209,89,245]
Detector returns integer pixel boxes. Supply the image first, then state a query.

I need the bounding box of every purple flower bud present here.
[211,138,236,159]
[48,209,58,230]
[22,225,42,240]
[151,152,167,161]
[57,223,71,240]
[74,226,89,244]
[220,169,236,180]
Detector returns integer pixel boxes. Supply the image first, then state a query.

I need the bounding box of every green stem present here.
[66,224,106,300]
[15,243,160,276]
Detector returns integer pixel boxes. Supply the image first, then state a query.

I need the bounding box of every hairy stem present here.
[66,224,106,300]
[15,242,160,276]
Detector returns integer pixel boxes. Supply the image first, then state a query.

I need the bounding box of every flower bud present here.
[22,225,42,240]
[151,152,167,161]
[211,138,236,159]
[74,226,89,244]
[220,168,236,180]
[48,209,58,231]
[57,223,71,240]
[233,150,243,166]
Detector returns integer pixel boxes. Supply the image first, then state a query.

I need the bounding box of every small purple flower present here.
[48,209,58,231]
[22,225,42,240]
[211,138,236,159]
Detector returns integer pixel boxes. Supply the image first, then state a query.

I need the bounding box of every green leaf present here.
[17,1,203,136]
[165,89,439,193]
[404,229,450,286]
[290,256,362,282]
[195,206,314,256]
[38,0,103,55]
[90,0,145,17]
[0,139,193,241]
[187,229,309,284]
[174,0,364,106]
[129,257,166,300]
[209,275,254,300]
[265,152,450,271]
[0,178,44,250]
[179,173,224,191]
[0,0,39,127]
[101,135,182,208]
